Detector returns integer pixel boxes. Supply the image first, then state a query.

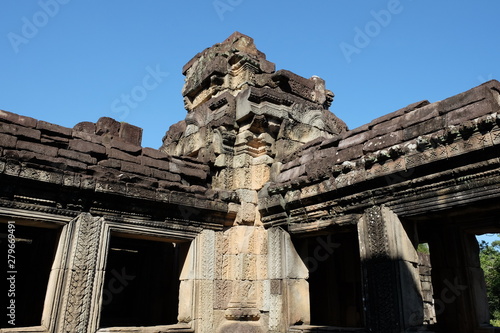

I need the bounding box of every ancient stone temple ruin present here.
[1,32,500,333]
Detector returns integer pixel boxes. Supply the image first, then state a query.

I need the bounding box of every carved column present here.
[55,213,106,333]
[358,206,423,332]
[183,227,308,333]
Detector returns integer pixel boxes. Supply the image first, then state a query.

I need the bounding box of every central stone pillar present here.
[357,206,424,332]
[179,227,309,333]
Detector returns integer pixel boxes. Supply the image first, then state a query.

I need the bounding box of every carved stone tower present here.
[161,32,347,332]
[161,31,346,224]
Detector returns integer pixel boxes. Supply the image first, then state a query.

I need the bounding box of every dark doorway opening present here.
[294,229,364,328]
[99,234,186,328]
[413,211,500,333]
[1,222,61,328]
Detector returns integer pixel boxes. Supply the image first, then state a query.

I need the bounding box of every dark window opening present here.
[99,234,186,328]
[1,222,61,328]
[294,230,364,328]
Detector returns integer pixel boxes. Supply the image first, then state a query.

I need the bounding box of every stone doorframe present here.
[0,207,72,333]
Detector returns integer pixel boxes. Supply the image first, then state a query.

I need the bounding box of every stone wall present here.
[270,80,500,189]
[0,111,209,195]
[418,252,436,325]
[262,80,500,228]
[0,110,231,226]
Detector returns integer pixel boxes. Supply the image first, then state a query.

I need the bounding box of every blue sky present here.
[1,1,499,242]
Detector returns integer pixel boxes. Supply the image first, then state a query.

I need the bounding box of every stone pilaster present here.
[55,213,106,333]
[181,226,308,333]
[357,206,423,332]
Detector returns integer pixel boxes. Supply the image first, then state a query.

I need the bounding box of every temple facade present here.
[1,32,499,333]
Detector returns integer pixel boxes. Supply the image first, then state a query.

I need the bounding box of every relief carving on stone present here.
[58,214,104,333]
